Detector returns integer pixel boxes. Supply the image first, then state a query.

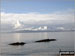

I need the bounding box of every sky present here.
[1,0,75,32]
[1,0,74,13]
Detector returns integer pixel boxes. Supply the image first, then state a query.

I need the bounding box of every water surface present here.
[0,32,74,56]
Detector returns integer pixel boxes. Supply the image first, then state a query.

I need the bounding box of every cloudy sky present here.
[1,0,75,32]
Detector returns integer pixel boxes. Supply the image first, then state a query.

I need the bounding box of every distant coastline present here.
[9,30,75,33]
[1,30,75,33]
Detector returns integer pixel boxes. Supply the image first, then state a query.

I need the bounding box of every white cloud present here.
[14,20,24,29]
[56,27,65,30]
[1,9,75,31]
[1,10,74,24]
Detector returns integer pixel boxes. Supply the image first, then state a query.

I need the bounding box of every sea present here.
[0,32,74,56]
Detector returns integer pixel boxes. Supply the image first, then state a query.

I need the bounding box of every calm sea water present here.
[0,32,74,56]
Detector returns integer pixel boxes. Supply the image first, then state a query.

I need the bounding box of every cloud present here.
[13,20,24,29]
[56,27,65,30]
[1,9,74,24]
[1,9,75,31]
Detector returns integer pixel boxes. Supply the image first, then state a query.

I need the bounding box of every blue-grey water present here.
[0,32,74,56]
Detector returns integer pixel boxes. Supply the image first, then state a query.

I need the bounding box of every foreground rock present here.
[9,42,26,46]
[35,39,56,42]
